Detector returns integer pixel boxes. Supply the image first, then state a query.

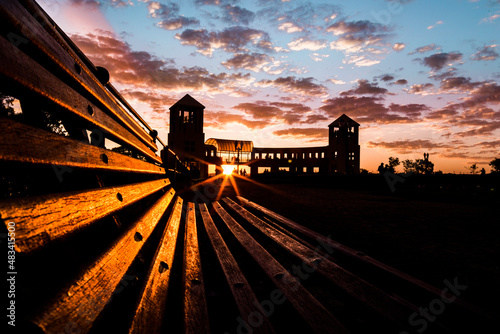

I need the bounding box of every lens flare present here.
[221,164,236,175]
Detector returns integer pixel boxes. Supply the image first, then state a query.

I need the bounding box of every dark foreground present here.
[181,173,500,317]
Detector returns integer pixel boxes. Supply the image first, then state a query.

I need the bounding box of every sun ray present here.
[215,175,230,202]
[228,174,241,198]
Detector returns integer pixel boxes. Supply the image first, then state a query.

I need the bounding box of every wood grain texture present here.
[233,196,419,327]
[0,34,161,163]
[33,188,175,334]
[223,197,321,265]
[199,203,275,334]
[0,178,170,253]
[128,197,183,334]
[237,195,487,316]
[1,0,158,151]
[212,201,347,334]
[183,202,210,334]
[0,117,164,174]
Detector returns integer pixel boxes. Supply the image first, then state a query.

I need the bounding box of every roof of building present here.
[169,94,205,109]
[328,114,360,127]
[205,138,254,152]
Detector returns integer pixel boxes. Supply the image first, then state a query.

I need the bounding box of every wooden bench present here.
[1,1,496,333]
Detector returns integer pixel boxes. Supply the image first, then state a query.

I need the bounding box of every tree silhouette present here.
[468,163,478,174]
[402,159,416,174]
[490,158,500,173]
[401,154,434,174]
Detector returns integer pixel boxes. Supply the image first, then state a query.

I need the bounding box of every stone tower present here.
[328,114,360,174]
[167,94,206,178]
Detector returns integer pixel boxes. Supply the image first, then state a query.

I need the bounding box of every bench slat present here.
[0,34,161,164]
[212,201,347,334]
[33,188,175,334]
[0,117,164,174]
[223,198,321,264]
[0,178,171,253]
[199,203,275,334]
[129,197,183,334]
[1,0,158,152]
[183,202,210,334]
[224,198,418,327]
[237,195,487,316]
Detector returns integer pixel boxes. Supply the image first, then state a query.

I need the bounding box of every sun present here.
[221,164,236,175]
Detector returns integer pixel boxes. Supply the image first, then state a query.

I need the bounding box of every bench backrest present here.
[0,0,177,332]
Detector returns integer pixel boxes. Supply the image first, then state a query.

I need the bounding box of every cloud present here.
[320,96,421,124]
[340,79,388,95]
[256,76,328,97]
[479,12,500,23]
[426,82,500,136]
[310,53,330,62]
[70,31,254,96]
[221,53,274,72]
[343,55,381,67]
[69,0,131,8]
[122,89,176,113]
[327,19,392,54]
[389,103,429,117]
[471,45,499,61]
[366,139,448,153]
[425,107,458,120]
[205,111,270,130]
[232,100,313,125]
[439,76,483,92]
[455,122,500,137]
[409,43,439,54]
[392,79,408,85]
[175,26,273,56]
[427,20,443,29]
[377,74,394,81]
[273,128,329,141]
[261,2,340,33]
[328,78,346,85]
[420,52,463,71]
[222,5,255,25]
[393,42,405,51]
[278,22,304,33]
[148,1,199,30]
[194,0,237,5]
[288,37,327,51]
[405,83,435,95]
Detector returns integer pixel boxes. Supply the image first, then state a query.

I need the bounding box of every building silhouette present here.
[167,94,206,177]
[166,94,360,177]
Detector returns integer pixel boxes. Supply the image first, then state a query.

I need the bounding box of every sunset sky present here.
[38,0,500,173]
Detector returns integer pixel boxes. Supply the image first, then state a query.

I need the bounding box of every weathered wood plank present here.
[224,197,418,328]
[0,178,171,253]
[183,202,210,334]
[1,0,158,151]
[212,201,347,334]
[0,117,164,174]
[237,196,493,323]
[32,188,176,334]
[223,197,321,264]
[0,34,161,164]
[128,197,183,334]
[199,203,275,334]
